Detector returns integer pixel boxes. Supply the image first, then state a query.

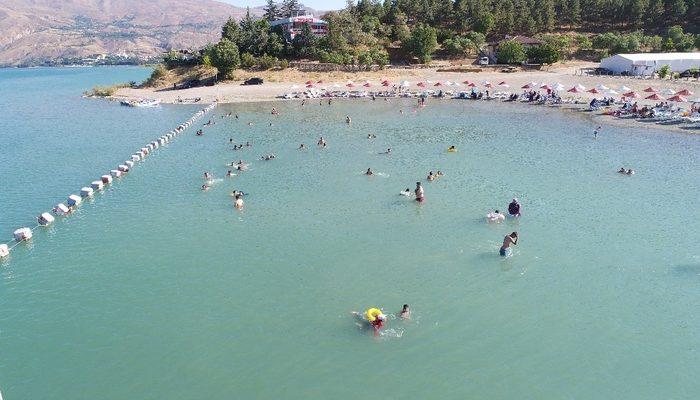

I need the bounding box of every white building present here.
[600,52,700,76]
[270,10,328,40]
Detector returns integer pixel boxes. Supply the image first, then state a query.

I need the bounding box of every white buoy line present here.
[0,103,217,259]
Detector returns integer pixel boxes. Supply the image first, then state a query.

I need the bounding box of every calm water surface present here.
[0,67,699,399]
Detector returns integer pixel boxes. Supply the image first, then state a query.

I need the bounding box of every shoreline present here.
[109,63,700,134]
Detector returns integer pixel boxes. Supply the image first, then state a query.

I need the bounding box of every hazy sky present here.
[216,0,344,10]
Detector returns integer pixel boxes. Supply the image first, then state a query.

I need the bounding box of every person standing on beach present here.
[500,232,518,257]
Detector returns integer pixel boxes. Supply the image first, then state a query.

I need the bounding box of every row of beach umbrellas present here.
[292,80,698,102]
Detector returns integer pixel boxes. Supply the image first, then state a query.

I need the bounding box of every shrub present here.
[241,52,256,69]
[498,40,526,64]
[257,54,278,70]
[210,39,240,78]
[658,64,671,79]
[279,59,289,69]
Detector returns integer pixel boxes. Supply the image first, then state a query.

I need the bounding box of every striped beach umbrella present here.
[645,93,664,100]
[667,95,687,102]
[643,86,657,93]
[677,89,693,96]
[623,91,640,98]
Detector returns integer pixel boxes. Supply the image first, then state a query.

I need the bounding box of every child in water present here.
[399,304,410,319]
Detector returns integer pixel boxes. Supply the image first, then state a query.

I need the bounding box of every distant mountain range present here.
[0,0,270,67]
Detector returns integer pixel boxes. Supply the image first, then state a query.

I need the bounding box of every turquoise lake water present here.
[1,67,699,399]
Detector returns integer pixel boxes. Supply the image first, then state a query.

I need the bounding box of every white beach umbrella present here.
[575,84,586,91]
[660,88,676,95]
[333,83,341,88]
[452,82,461,87]
[444,80,453,85]
[596,84,609,90]
[619,85,632,92]
[552,83,565,91]
[401,81,411,87]
[607,89,619,95]
[290,84,300,89]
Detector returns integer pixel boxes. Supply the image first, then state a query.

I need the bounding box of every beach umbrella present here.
[305,80,313,85]
[587,88,600,94]
[401,81,411,87]
[306,84,314,88]
[540,84,552,91]
[667,95,687,102]
[483,81,493,88]
[521,83,533,89]
[607,89,619,95]
[467,82,477,87]
[333,83,341,88]
[382,81,390,87]
[363,82,371,87]
[346,83,355,88]
[444,80,453,86]
[643,86,657,93]
[462,80,471,84]
[290,84,300,89]
[452,82,461,87]
[596,84,609,91]
[620,85,632,92]
[677,89,694,96]
[575,84,586,91]
[660,88,676,95]
[552,83,565,91]
[623,91,640,98]
[434,82,443,87]
[567,87,582,93]
[498,81,509,88]
[645,93,664,100]
[317,80,324,84]
[417,82,426,87]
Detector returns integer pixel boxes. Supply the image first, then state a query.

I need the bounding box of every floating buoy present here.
[13,228,32,241]
[131,154,140,162]
[80,187,94,198]
[147,144,154,151]
[38,212,55,226]
[101,175,113,184]
[91,181,104,191]
[0,243,9,257]
[118,165,129,173]
[53,203,70,215]
[67,194,82,206]
[125,160,134,167]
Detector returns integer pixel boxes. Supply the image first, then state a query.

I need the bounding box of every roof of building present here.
[610,52,700,61]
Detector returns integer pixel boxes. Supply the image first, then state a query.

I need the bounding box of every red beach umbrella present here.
[587,88,600,94]
[623,91,640,98]
[467,82,476,87]
[522,83,532,89]
[667,95,687,102]
[434,82,442,87]
[567,87,582,93]
[462,80,470,84]
[417,82,426,87]
[677,89,693,96]
[540,84,552,91]
[346,83,355,88]
[382,81,390,87]
[645,93,664,100]
[317,80,324,84]
[643,86,656,93]
[305,84,314,88]
[305,80,313,85]
[363,82,371,87]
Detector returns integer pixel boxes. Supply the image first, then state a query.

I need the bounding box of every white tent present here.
[600,53,700,76]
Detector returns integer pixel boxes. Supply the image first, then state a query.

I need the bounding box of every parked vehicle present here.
[479,57,489,65]
[243,77,264,85]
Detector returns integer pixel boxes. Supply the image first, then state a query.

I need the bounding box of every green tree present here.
[668,0,688,23]
[240,52,256,69]
[210,39,240,78]
[281,0,301,17]
[658,64,670,78]
[222,17,241,43]
[645,0,664,26]
[473,12,495,35]
[527,43,560,65]
[292,23,318,58]
[498,40,527,64]
[569,0,581,26]
[263,0,281,21]
[402,23,438,63]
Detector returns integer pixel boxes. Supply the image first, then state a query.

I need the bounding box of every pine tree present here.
[667,0,688,23]
[281,0,301,17]
[221,17,241,44]
[263,0,281,21]
[645,0,664,26]
[569,0,581,27]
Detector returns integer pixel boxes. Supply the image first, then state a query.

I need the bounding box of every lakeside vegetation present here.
[151,0,699,81]
[84,82,136,97]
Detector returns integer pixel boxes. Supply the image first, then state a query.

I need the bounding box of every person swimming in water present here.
[626,168,635,175]
[346,115,352,124]
[487,209,506,223]
[594,126,601,138]
[415,182,425,202]
[203,172,211,180]
[618,167,626,173]
[318,137,326,146]
[201,184,209,191]
[299,144,305,150]
[399,304,410,319]
[234,194,244,209]
[427,171,435,181]
[508,198,521,217]
[366,168,374,176]
[226,170,234,177]
[400,188,412,196]
[500,232,518,256]
[448,145,456,151]
[436,171,444,177]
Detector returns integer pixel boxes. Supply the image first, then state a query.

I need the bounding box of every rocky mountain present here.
[0,0,265,66]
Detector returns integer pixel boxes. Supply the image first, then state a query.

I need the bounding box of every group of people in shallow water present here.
[618,167,635,175]
[353,304,411,335]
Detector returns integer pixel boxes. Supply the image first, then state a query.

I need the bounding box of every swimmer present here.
[448,145,456,151]
[247,122,253,126]
[381,148,391,154]
[203,172,211,180]
[318,137,326,146]
[626,168,635,175]
[346,115,352,124]
[399,304,410,319]
[436,170,444,177]
[245,141,251,147]
[234,194,244,209]
[226,170,234,177]
[229,138,233,143]
[594,126,601,138]
[201,184,209,191]
[366,168,374,176]
[487,209,506,223]
[271,107,278,115]
[400,188,412,196]
[508,198,521,217]
[500,232,518,256]
[299,144,305,149]
[415,182,425,202]
[427,171,435,181]
[400,109,404,114]
[618,167,626,173]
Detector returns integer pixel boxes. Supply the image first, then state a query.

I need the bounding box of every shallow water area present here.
[1,68,699,399]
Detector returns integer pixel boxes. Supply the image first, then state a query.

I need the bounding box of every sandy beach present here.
[113,62,700,105]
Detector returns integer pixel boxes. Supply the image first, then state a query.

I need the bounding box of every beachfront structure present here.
[485,35,543,63]
[600,53,700,76]
[270,10,328,40]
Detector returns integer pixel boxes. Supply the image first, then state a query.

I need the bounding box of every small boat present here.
[121,99,161,107]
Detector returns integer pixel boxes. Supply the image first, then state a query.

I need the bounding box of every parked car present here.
[679,69,699,78]
[479,57,489,65]
[243,77,264,85]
